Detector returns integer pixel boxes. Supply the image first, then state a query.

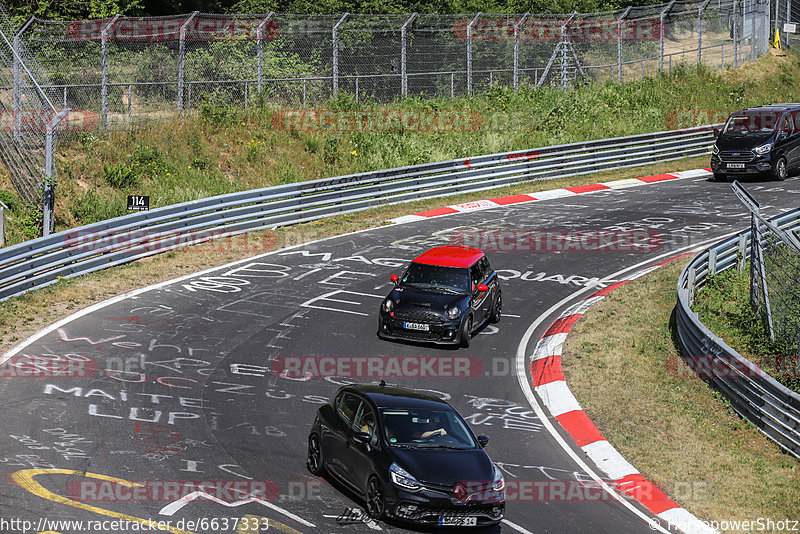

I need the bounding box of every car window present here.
[779,116,792,136]
[470,264,481,290]
[402,262,470,293]
[793,111,800,133]
[479,257,491,278]
[353,403,378,446]
[381,408,477,449]
[337,393,361,425]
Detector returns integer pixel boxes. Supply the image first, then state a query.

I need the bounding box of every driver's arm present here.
[420,428,447,438]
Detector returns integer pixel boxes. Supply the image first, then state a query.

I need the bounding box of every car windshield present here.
[401,263,469,293]
[722,111,781,135]
[381,408,477,449]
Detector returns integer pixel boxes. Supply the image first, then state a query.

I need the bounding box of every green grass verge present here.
[561,260,800,532]
[693,264,800,394]
[2,51,800,244]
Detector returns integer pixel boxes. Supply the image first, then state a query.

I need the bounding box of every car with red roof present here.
[377,245,501,347]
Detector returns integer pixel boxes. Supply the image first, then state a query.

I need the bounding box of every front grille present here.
[719,150,755,162]
[393,310,444,323]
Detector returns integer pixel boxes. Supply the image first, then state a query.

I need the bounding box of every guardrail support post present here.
[12,16,34,142]
[178,11,198,114]
[660,1,676,71]
[401,13,416,98]
[708,248,718,275]
[332,13,349,97]
[617,7,631,82]
[738,233,747,271]
[688,267,696,306]
[513,13,529,90]
[466,13,481,96]
[257,12,275,96]
[100,14,121,130]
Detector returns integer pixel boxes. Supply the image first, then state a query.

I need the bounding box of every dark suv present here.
[710,104,800,181]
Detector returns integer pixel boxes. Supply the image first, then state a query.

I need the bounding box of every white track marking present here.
[158,490,316,527]
[515,235,733,534]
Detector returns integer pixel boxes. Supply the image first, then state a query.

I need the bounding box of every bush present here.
[0,189,17,212]
[71,191,126,224]
[103,162,139,189]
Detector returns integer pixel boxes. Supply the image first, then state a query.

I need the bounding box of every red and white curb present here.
[390,168,713,224]
[530,253,718,534]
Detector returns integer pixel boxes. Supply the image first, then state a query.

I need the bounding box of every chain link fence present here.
[750,211,800,359]
[2,0,769,129]
[0,5,70,234]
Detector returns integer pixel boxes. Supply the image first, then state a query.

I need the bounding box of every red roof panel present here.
[413,245,484,268]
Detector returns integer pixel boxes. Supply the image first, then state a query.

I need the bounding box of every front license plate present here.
[727,163,745,169]
[438,516,477,526]
[403,322,429,331]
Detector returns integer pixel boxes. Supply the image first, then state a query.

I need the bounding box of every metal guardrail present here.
[0,124,715,302]
[676,209,800,460]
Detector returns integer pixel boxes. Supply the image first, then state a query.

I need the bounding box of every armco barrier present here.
[676,209,800,460]
[0,125,716,301]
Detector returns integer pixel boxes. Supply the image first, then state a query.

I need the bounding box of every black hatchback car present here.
[377,245,501,348]
[711,104,800,181]
[307,383,505,527]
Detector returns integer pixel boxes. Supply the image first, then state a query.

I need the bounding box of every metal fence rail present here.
[0,124,714,301]
[676,208,800,460]
[11,0,769,128]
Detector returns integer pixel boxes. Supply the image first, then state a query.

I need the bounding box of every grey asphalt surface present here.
[1,174,798,534]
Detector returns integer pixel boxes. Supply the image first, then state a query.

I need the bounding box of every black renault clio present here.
[711,104,800,181]
[307,383,505,527]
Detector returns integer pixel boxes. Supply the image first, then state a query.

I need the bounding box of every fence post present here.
[0,200,6,247]
[733,0,739,68]
[43,109,69,237]
[698,0,711,64]
[332,13,349,97]
[660,1,676,71]
[738,233,747,271]
[177,11,198,114]
[12,16,34,142]
[100,14,121,130]
[751,0,757,61]
[513,13,529,90]
[401,13,417,98]
[257,12,275,95]
[466,13,481,96]
[787,0,792,48]
[618,7,631,82]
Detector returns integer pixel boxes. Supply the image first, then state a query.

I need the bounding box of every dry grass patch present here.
[562,260,800,531]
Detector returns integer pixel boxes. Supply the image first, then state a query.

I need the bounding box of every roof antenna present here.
[379,379,386,387]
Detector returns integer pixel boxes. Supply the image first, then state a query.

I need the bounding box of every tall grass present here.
[1,53,799,244]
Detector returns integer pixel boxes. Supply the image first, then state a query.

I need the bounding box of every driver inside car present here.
[414,416,447,440]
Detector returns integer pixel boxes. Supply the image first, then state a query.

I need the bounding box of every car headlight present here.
[382,298,394,313]
[711,144,719,155]
[446,306,461,320]
[492,466,505,493]
[754,143,773,155]
[390,462,422,492]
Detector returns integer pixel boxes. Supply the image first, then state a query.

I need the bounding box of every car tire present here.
[712,173,725,182]
[307,434,324,476]
[365,476,386,520]
[490,291,502,324]
[459,315,473,348]
[774,157,788,181]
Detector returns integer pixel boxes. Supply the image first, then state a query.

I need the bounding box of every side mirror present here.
[353,431,371,444]
[477,284,489,293]
[712,127,720,139]
[390,274,399,285]
[477,435,489,448]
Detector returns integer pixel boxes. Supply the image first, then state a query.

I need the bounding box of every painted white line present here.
[534,380,582,417]
[515,237,732,534]
[602,178,646,188]
[562,295,606,316]
[389,214,427,224]
[449,199,500,211]
[531,333,568,361]
[501,517,537,534]
[158,490,316,527]
[581,440,639,480]
[670,169,712,179]
[528,188,575,200]
[658,507,719,534]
